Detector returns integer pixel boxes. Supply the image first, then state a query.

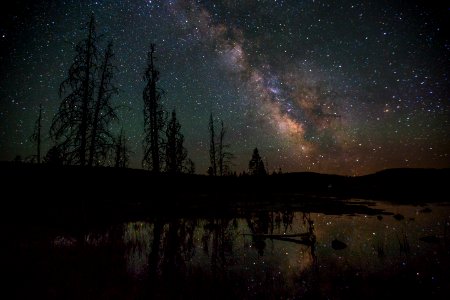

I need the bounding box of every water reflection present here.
[8,200,450,299]
[121,201,450,298]
[245,211,316,258]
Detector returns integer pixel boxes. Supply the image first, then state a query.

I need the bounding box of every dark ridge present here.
[0,162,448,225]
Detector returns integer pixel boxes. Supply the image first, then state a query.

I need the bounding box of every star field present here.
[0,0,449,175]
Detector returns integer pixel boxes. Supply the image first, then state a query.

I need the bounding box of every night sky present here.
[0,0,449,175]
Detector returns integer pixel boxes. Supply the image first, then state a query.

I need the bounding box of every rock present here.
[377,215,383,221]
[332,239,347,250]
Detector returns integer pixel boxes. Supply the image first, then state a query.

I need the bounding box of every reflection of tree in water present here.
[148,217,241,298]
[201,218,238,276]
[283,211,295,232]
[147,218,196,296]
[142,212,318,298]
[246,210,316,259]
[246,210,297,256]
[302,212,314,234]
[302,212,317,263]
[247,211,270,256]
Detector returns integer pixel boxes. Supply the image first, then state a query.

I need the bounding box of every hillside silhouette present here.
[1,162,448,225]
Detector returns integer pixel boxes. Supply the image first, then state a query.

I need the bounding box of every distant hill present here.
[1,161,448,201]
[1,162,448,225]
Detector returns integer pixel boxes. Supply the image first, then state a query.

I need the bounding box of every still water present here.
[6,199,450,299]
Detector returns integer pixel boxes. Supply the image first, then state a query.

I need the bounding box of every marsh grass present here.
[396,230,410,254]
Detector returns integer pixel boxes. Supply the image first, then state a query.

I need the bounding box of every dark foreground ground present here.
[1,163,450,299]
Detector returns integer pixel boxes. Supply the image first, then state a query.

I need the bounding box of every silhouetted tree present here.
[208,113,217,176]
[114,129,130,168]
[217,120,234,176]
[207,166,214,176]
[50,15,98,166]
[208,114,233,176]
[88,41,118,166]
[30,104,42,164]
[248,148,266,176]
[142,44,165,172]
[165,110,187,174]
[185,158,195,174]
[43,145,65,165]
[49,16,118,166]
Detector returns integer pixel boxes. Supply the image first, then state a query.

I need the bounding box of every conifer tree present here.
[249,148,266,176]
[165,110,187,174]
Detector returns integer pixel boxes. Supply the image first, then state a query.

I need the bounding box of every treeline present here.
[26,15,271,176]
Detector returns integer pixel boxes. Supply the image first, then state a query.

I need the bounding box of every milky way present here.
[0,0,449,175]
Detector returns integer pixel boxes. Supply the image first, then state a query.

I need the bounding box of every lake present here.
[4,198,450,299]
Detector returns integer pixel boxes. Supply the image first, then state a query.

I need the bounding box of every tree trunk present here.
[37,104,42,164]
[79,16,94,166]
[88,43,110,167]
[209,113,216,176]
[150,48,160,173]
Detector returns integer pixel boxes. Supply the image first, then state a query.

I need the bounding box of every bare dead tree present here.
[185,158,195,174]
[49,16,118,167]
[165,110,187,174]
[208,113,217,176]
[142,44,165,173]
[30,104,42,164]
[50,15,98,165]
[88,41,119,166]
[217,120,234,176]
[114,128,130,168]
